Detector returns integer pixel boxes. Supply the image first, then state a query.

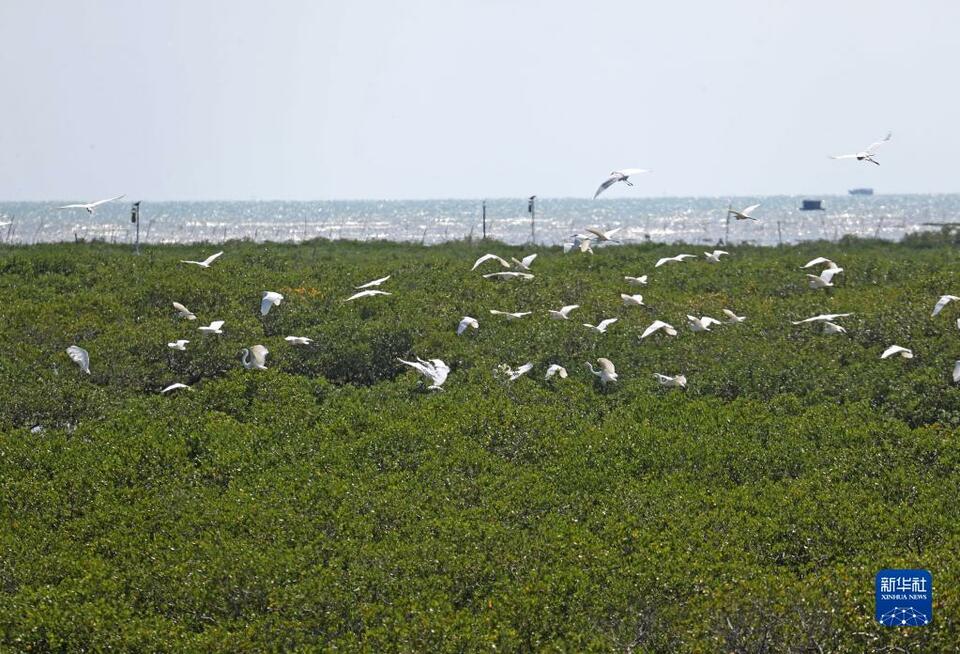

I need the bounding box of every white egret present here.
[653,373,687,388]
[583,318,618,333]
[198,320,225,334]
[621,294,645,307]
[585,358,618,385]
[801,256,839,270]
[624,275,648,286]
[881,345,913,360]
[167,339,190,350]
[563,235,594,254]
[545,364,568,380]
[585,227,622,242]
[180,251,224,268]
[792,313,853,325]
[241,345,269,370]
[511,254,538,270]
[640,320,678,339]
[931,294,959,317]
[471,253,511,271]
[807,267,844,289]
[594,169,649,199]
[954,361,960,383]
[356,275,391,289]
[172,302,196,320]
[457,316,479,335]
[285,336,314,345]
[261,291,284,315]
[822,322,847,335]
[498,362,533,381]
[548,304,580,320]
[722,309,746,324]
[687,315,722,332]
[728,204,760,221]
[344,290,392,302]
[397,357,450,390]
[160,383,192,394]
[57,194,125,214]
[66,346,90,374]
[831,131,892,165]
[489,310,531,320]
[704,250,730,263]
[655,254,696,268]
[483,271,534,280]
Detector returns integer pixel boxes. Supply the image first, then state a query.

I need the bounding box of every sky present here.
[1,1,958,201]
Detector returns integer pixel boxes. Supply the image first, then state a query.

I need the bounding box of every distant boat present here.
[800,199,824,211]
[849,188,874,196]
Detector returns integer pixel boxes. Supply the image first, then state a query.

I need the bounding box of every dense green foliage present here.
[1,236,959,651]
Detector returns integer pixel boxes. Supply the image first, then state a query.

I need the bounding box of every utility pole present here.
[724,202,731,245]
[131,201,141,255]
[482,200,487,240]
[528,195,537,244]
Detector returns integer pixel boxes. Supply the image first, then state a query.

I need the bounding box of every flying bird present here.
[545,364,568,380]
[397,357,450,390]
[881,345,913,360]
[160,383,192,394]
[728,204,760,221]
[285,336,314,346]
[585,227,622,242]
[801,257,839,270]
[822,322,847,335]
[511,254,538,270]
[807,267,844,289]
[593,169,649,199]
[722,309,746,324]
[792,313,853,325]
[66,346,90,374]
[180,251,224,268]
[932,295,960,317]
[621,294,645,307]
[640,320,678,339]
[653,373,687,388]
[261,291,284,315]
[655,254,696,268]
[583,318,618,333]
[624,275,648,286]
[830,131,892,165]
[57,194,125,214]
[687,315,722,332]
[457,316,479,335]
[548,304,580,320]
[356,275,391,289]
[198,320,225,334]
[489,310,531,320]
[167,339,190,350]
[563,235,594,254]
[172,302,196,320]
[953,361,960,383]
[483,271,534,281]
[704,250,730,263]
[471,253,511,271]
[241,345,269,370]
[344,290,392,302]
[585,358,618,385]
[498,362,534,381]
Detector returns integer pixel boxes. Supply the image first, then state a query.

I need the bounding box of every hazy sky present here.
[1,1,957,200]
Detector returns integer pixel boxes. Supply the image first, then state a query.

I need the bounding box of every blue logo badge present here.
[875,569,932,626]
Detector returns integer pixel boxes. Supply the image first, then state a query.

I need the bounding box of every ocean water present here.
[0,194,957,247]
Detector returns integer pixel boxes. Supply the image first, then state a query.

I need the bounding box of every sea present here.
[1,194,957,247]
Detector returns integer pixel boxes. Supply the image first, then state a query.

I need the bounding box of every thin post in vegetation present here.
[777,220,783,246]
[482,200,487,240]
[724,203,731,244]
[874,216,885,239]
[4,216,14,243]
[528,195,536,244]
[131,201,141,255]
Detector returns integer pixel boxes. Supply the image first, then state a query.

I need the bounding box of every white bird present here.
[471,253,511,271]
[822,322,847,335]
[653,373,687,388]
[172,302,196,320]
[57,194,125,214]
[931,295,960,317]
[397,357,450,390]
[640,320,678,339]
[593,169,649,199]
[545,364,568,380]
[160,383,192,394]
[624,275,648,286]
[807,267,844,289]
[585,227,622,242]
[704,250,730,263]
[722,309,746,324]
[511,254,538,270]
[344,290,392,302]
[728,203,760,221]
[180,251,224,268]
[881,345,913,360]
[457,316,479,335]
[489,310,531,320]
[953,360,960,383]
[547,304,580,320]
[356,275,391,289]
[261,291,284,315]
[621,293,645,307]
[585,358,618,385]
[687,315,722,332]
[792,313,853,325]
[285,336,314,346]
[483,271,534,281]
[167,339,190,350]
[801,256,839,270]
[655,254,696,268]
[830,131,892,165]
[241,345,269,370]
[563,235,594,254]
[66,346,90,374]
[583,318,619,333]
[498,362,534,381]
[198,320,225,334]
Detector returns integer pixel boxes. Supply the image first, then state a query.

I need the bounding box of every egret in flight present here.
[498,362,533,381]
[198,320,225,334]
[511,254,538,270]
[160,383,192,394]
[881,345,913,359]
[624,275,648,286]
[483,271,534,281]
[167,339,190,350]
[489,310,531,320]
[344,290,392,302]
[655,254,696,268]
[397,357,450,390]
[545,364,568,380]
[285,336,313,346]
[594,169,649,199]
[261,291,284,315]
[172,302,196,320]
[807,267,843,289]
[356,275,391,289]
[722,309,746,324]
[180,251,224,268]
[548,304,580,320]
[831,131,892,165]
[932,294,959,317]
[585,358,618,385]
[653,373,687,388]
[704,250,730,263]
[687,315,722,332]
[583,318,618,333]
[457,316,479,335]
[66,346,90,374]
[801,256,839,270]
[822,322,847,335]
[471,253,511,271]
[585,227,622,242]
[792,312,853,325]
[241,345,269,370]
[728,204,760,221]
[640,320,678,339]
[57,194,125,214]
[621,294,645,307]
